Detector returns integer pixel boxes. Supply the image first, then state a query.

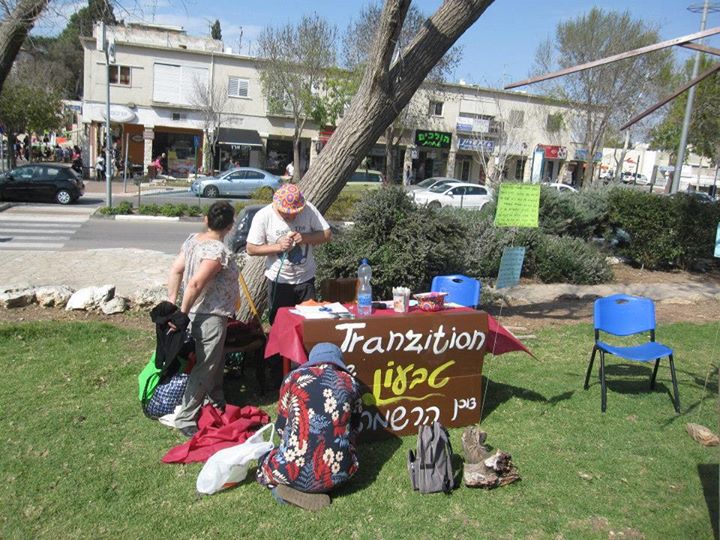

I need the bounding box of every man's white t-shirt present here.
[246,202,330,284]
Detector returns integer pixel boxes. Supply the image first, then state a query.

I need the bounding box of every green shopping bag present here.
[138,352,162,403]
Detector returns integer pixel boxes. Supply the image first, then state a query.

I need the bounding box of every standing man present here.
[285,161,294,179]
[246,183,331,324]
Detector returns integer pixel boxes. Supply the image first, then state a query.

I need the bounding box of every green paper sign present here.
[494,183,541,228]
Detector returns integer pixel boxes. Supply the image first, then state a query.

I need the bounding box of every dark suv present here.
[229,204,264,253]
[0,163,85,204]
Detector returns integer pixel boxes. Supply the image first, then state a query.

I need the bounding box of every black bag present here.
[407,421,455,494]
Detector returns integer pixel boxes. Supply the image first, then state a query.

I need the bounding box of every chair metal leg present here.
[585,346,597,389]
[668,354,681,413]
[600,350,607,413]
[650,358,660,389]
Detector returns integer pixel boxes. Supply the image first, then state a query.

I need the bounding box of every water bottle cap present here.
[361,258,369,265]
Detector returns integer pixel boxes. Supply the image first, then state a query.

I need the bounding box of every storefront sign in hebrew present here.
[415,130,452,149]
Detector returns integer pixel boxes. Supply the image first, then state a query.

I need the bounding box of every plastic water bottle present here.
[357,258,372,317]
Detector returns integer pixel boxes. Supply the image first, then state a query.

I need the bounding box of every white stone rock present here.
[0,288,36,308]
[130,286,167,310]
[66,285,116,311]
[101,296,128,314]
[34,285,74,307]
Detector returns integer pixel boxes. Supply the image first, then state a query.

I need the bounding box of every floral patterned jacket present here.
[257,362,361,493]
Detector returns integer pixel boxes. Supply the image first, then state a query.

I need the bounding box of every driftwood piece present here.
[686,423,720,447]
[462,427,520,488]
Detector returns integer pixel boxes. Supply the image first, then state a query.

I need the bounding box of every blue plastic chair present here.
[431,274,481,308]
[585,294,680,413]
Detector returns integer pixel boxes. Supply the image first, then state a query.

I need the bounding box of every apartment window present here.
[546,113,564,133]
[228,76,249,98]
[429,101,444,116]
[509,109,524,128]
[153,63,208,105]
[109,65,131,86]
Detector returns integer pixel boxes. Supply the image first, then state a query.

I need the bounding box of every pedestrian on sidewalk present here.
[95,153,106,182]
[166,201,240,438]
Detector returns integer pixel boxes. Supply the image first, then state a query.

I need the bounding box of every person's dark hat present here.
[306,343,346,369]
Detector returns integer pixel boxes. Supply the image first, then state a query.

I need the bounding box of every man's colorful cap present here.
[273,183,306,215]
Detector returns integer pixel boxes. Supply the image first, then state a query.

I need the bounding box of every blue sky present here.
[37,0,720,87]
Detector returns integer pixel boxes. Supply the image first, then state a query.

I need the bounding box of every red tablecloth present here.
[265,305,532,364]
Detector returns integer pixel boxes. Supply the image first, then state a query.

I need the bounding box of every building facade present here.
[81,23,583,184]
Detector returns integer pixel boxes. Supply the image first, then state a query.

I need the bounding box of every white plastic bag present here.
[196,423,275,495]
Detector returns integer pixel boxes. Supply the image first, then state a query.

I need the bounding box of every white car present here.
[546,182,578,193]
[406,176,463,193]
[413,182,493,210]
[621,172,649,185]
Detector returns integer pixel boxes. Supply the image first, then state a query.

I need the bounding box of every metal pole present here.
[672,0,711,194]
[105,49,113,209]
[123,131,129,192]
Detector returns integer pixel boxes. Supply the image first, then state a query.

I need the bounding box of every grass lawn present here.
[0,320,717,539]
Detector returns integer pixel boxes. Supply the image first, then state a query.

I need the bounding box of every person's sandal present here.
[275,484,330,511]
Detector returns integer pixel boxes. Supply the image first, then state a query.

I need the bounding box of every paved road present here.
[0,204,94,251]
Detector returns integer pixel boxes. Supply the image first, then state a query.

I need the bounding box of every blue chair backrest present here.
[431,274,481,307]
[594,294,656,336]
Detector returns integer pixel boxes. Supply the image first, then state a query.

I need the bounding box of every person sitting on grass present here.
[256,342,361,511]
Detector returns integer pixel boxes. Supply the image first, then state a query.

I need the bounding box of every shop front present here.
[569,149,602,185]
[152,127,203,178]
[538,144,567,182]
[214,128,264,171]
[412,129,452,181]
[455,137,494,182]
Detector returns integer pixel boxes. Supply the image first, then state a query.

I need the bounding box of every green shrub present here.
[97,201,134,215]
[316,187,468,298]
[251,186,274,202]
[604,188,720,269]
[539,186,611,239]
[535,235,613,284]
[326,192,361,221]
[138,203,161,215]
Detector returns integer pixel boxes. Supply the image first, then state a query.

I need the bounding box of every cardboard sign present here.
[303,310,488,438]
[494,183,540,228]
[496,247,526,289]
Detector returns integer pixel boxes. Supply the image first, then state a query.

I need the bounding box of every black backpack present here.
[407,421,455,494]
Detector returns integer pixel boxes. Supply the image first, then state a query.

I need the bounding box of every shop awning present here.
[217,128,263,147]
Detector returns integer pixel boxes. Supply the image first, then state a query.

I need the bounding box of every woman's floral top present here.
[257,363,361,493]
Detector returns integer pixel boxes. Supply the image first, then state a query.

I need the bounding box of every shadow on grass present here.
[485,298,595,322]
[333,434,403,499]
[480,376,574,420]
[698,464,719,540]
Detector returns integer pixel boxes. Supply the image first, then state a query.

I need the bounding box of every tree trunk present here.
[238,0,495,321]
[0,0,49,95]
[384,126,395,183]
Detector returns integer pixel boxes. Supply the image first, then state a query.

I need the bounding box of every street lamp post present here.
[97,22,114,209]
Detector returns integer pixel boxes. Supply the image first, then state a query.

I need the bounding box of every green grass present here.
[0,320,717,539]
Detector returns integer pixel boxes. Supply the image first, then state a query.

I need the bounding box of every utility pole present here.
[672,0,719,193]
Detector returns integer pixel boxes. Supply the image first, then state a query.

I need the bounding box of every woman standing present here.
[167,201,240,437]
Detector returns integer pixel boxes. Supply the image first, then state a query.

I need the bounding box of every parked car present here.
[228,204,264,253]
[348,168,385,186]
[413,182,493,210]
[0,163,85,205]
[190,167,282,198]
[405,176,462,194]
[668,191,717,204]
[545,182,578,193]
[621,172,649,185]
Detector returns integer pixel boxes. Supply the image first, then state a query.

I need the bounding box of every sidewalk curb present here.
[0,203,11,212]
[114,214,180,222]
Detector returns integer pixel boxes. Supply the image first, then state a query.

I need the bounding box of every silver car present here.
[413,182,494,210]
[190,167,282,198]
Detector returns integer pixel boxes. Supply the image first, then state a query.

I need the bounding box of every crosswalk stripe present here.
[0,235,71,241]
[0,242,65,249]
[0,215,87,223]
[0,223,82,229]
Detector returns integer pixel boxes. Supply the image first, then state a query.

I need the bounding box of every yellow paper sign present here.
[494,183,541,228]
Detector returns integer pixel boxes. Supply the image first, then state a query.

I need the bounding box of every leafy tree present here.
[0,64,63,168]
[189,76,233,173]
[256,14,336,181]
[22,0,116,99]
[210,19,222,41]
[239,0,495,321]
[650,55,720,164]
[0,0,49,95]
[534,8,673,186]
